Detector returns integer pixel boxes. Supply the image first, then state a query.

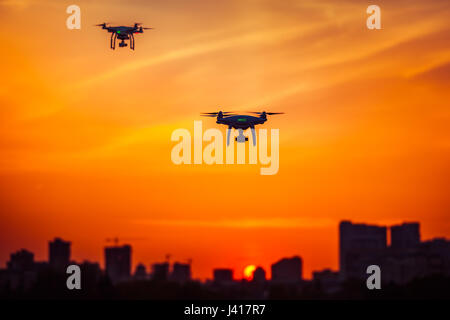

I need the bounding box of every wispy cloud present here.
[74,24,317,88]
[0,0,29,9]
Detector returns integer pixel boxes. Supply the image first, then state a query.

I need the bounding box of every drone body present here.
[201,111,283,146]
[96,23,153,50]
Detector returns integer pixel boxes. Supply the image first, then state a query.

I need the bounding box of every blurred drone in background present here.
[95,23,153,50]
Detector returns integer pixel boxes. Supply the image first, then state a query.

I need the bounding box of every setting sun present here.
[244,265,256,280]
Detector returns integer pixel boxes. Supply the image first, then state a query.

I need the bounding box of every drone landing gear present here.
[110,34,134,50]
[250,126,256,146]
[110,32,117,50]
[130,33,135,50]
[227,127,232,146]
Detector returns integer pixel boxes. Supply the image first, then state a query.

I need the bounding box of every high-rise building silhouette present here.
[104,244,131,284]
[4,249,37,291]
[339,221,387,279]
[313,269,340,294]
[134,263,147,280]
[420,238,450,276]
[338,222,450,284]
[79,260,102,287]
[271,256,302,283]
[213,268,233,283]
[49,238,71,270]
[7,249,34,272]
[391,222,420,249]
[171,262,191,283]
[252,266,266,283]
[151,262,169,281]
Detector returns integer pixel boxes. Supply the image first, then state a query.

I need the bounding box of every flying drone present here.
[95,23,153,50]
[201,110,284,146]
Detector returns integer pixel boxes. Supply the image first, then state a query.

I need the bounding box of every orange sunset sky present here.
[0,0,449,280]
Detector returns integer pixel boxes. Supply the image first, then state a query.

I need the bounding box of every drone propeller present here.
[134,23,153,31]
[201,111,236,117]
[94,23,109,27]
[248,111,284,115]
[201,111,235,115]
[201,114,220,117]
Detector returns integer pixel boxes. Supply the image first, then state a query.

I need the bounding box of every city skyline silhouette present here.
[2,220,449,281]
[2,219,449,299]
